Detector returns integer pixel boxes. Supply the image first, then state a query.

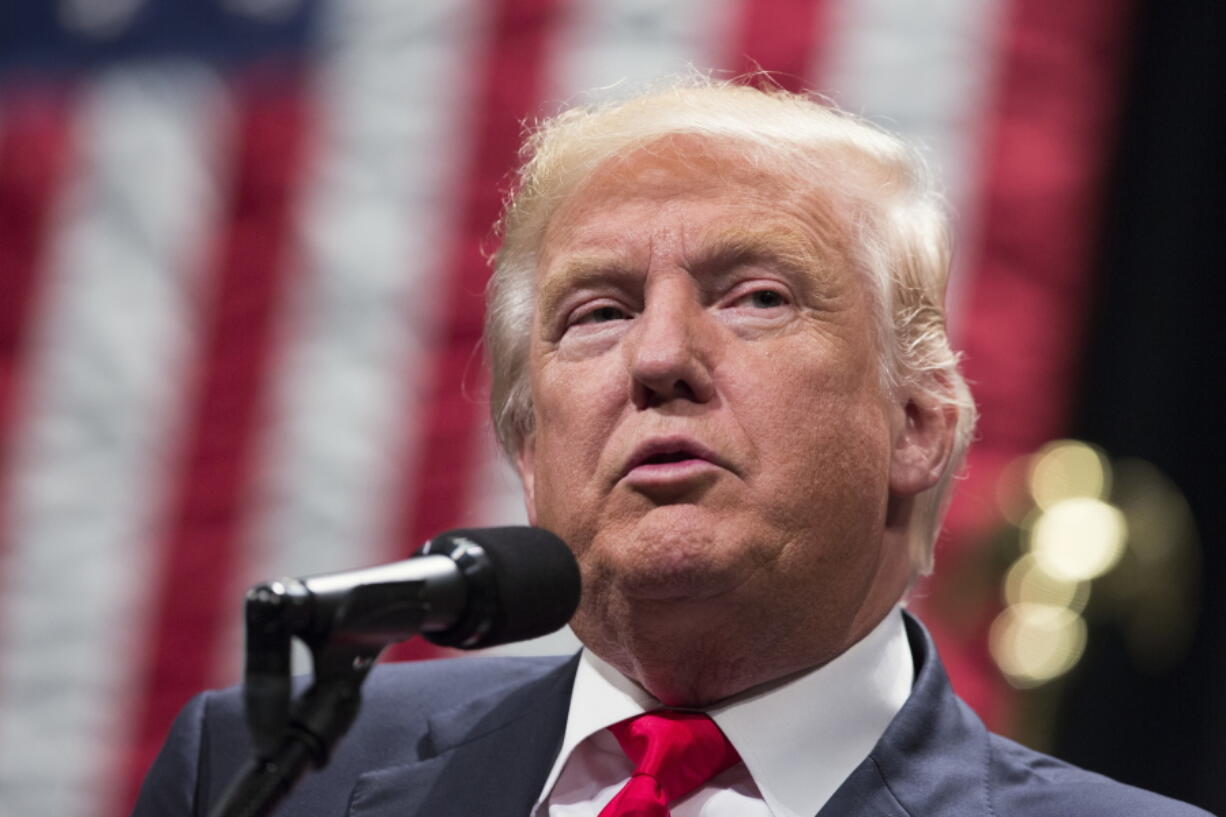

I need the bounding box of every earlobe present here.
[515,437,538,525]
[888,392,957,498]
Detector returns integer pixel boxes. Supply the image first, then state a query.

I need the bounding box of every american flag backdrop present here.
[0,1,1137,815]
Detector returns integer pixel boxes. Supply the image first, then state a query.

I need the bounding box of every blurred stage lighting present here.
[990,603,1088,689]
[1028,497,1128,583]
[988,440,1198,689]
[1027,439,1111,509]
[1003,553,1090,613]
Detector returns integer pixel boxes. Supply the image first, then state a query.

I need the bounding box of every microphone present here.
[220,529,579,817]
[246,526,580,652]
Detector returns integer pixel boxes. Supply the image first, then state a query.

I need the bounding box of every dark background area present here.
[1060,0,1224,811]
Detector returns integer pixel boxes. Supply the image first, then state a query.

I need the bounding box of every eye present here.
[571,304,631,326]
[746,290,786,308]
[730,287,790,309]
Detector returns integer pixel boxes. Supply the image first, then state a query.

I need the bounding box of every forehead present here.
[538,138,850,278]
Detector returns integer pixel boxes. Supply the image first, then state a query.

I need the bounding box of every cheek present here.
[533,369,617,450]
[527,361,624,506]
[732,348,893,509]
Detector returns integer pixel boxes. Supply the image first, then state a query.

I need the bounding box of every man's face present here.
[517,142,921,698]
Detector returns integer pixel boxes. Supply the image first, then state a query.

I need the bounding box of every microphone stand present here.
[206,650,376,817]
[206,582,394,817]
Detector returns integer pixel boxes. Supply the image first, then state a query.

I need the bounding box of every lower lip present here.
[623,458,720,486]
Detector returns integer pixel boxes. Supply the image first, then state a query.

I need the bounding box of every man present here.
[135,80,1207,816]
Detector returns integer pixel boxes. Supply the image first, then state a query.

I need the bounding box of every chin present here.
[588,507,763,597]
[591,545,751,608]
[614,565,737,603]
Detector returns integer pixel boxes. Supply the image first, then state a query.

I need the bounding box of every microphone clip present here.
[240,574,391,765]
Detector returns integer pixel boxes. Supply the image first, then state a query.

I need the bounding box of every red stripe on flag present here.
[729,0,830,91]
[384,0,566,663]
[117,69,314,814]
[918,0,1137,727]
[0,86,75,605]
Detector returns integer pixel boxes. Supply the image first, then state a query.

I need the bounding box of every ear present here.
[515,435,539,526]
[888,389,957,499]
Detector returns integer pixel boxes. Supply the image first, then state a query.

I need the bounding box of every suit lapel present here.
[815,760,912,816]
[345,653,579,817]
[818,613,993,817]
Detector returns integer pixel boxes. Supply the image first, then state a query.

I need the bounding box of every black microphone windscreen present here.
[424,527,580,649]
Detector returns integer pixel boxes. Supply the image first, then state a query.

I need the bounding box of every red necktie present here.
[598,711,742,817]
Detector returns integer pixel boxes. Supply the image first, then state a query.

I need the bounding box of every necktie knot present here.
[599,711,741,816]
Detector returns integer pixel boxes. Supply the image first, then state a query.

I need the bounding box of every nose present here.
[625,284,716,409]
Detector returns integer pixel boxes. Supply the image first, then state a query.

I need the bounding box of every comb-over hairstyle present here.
[485,77,976,574]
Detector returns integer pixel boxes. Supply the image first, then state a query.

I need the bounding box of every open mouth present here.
[640,449,703,465]
[623,437,726,481]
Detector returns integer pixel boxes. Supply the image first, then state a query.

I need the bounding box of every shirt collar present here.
[533,641,657,809]
[537,607,914,817]
[709,607,913,817]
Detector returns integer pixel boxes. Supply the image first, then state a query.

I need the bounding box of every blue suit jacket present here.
[133,615,1210,816]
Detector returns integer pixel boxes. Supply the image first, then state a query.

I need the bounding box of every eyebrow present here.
[536,253,640,325]
[685,228,829,288]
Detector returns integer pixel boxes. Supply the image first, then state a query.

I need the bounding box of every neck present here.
[573,593,900,707]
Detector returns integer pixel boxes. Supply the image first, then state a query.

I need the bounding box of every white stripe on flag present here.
[818,0,1006,326]
[545,0,739,104]
[221,0,489,681]
[0,65,227,817]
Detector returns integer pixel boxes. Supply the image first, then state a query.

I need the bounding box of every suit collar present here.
[345,653,580,817]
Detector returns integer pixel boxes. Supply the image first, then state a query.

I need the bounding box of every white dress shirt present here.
[531,607,914,817]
